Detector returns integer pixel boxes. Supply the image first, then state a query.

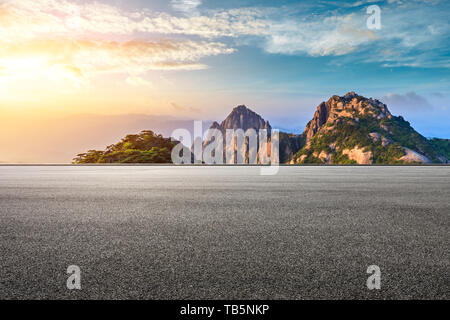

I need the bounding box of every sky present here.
[0,0,449,162]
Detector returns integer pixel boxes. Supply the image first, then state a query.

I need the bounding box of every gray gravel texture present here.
[0,166,448,299]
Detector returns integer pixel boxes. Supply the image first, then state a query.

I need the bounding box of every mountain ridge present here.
[73,92,449,164]
[202,104,272,164]
[203,92,448,164]
[291,92,448,164]
[210,104,271,133]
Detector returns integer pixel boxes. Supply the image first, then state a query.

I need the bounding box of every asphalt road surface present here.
[0,166,448,299]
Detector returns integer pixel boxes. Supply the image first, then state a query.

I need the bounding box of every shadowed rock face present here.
[202,105,272,164]
[304,101,332,141]
[203,105,271,149]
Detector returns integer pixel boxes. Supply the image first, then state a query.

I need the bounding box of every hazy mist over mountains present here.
[0,114,210,163]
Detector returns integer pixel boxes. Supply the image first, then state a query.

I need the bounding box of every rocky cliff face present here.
[294,92,447,164]
[303,92,392,143]
[202,105,272,163]
[279,132,305,163]
[199,93,448,165]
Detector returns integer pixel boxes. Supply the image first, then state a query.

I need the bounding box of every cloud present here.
[125,76,153,87]
[347,0,383,7]
[169,101,201,113]
[431,92,444,98]
[363,1,450,68]
[0,0,271,40]
[0,0,448,69]
[265,14,379,56]
[387,0,443,6]
[171,0,202,17]
[0,39,234,87]
[381,92,434,111]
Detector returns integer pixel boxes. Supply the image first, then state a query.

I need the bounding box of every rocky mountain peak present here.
[232,104,250,112]
[293,92,449,165]
[218,105,271,132]
[343,91,358,99]
[303,92,393,142]
[202,105,272,164]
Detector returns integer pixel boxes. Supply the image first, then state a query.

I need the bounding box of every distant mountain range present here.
[201,92,449,164]
[74,92,450,164]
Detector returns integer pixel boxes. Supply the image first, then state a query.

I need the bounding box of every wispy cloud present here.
[1,1,376,58]
[0,39,234,88]
[387,0,444,6]
[171,0,202,17]
[0,0,448,70]
[382,92,434,111]
[169,101,201,113]
[0,0,270,40]
[265,14,379,56]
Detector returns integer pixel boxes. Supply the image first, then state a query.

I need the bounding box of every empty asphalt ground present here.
[0,166,448,299]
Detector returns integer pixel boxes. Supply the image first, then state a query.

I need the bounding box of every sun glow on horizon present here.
[0,0,236,115]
